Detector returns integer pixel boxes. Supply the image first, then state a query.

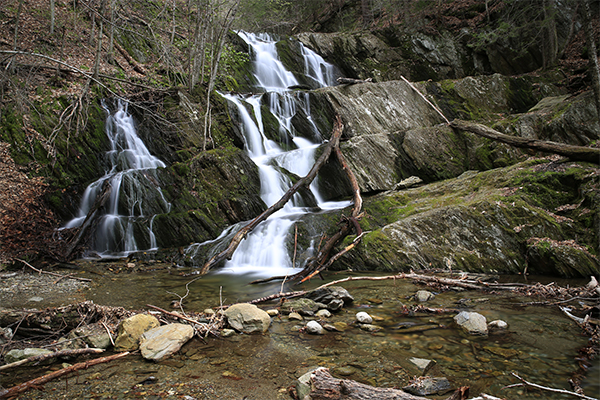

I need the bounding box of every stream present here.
[3,261,599,400]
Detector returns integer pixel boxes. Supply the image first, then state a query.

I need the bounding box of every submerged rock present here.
[224,303,271,334]
[454,311,488,335]
[280,298,319,316]
[415,290,435,302]
[403,376,452,396]
[139,323,194,361]
[114,314,160,351]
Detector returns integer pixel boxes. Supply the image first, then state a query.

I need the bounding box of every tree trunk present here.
[450,119,600,164]
[582,0,600,128]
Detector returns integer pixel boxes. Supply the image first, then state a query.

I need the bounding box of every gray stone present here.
[5,348,54,364]
[409,357,436,375]
[415,290,435,302]
[356,312,372,324]
[327,299,344,312]
[280,298,319,316]
[305,286,354,307]
[266,309,279,317]
[403,376,452,396]
[224,303,271,334]
[488,320,508,330]
[395,176,423,190]
[454,311,488,335]
[69,323,112,349]
[305,321,324,335]
[114,314,160,351]
[139,323,194,361]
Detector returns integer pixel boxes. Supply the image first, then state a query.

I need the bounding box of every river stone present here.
[395,176,423,190]
[4,348,54,364]
[327,299,344,312]
[403,376,452,396]
[281,298,319,316]
[488,319,508,331]
[454,311,488,335]
[266,309,279,317]
[305,286,354,309]
[221,329,236,338]
[289,312,303,321]
[359,324,381,332]
[114,314,160,351]
[415,290,435,302]
[306,321,324,335]
[316,309,332,318]
[410,357,436,375]
[356,311,373,324]
[224,303,271,334]
[139,323,194,361]
[68,323,112,349]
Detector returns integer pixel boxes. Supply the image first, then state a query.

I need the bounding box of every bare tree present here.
[581,0,600,125]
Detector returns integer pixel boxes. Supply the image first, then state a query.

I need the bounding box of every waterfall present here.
[193,32,348,277]
[65,100,170,256]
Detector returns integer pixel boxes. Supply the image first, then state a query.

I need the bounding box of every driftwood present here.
[450,119,600,164]
[291,143,364,283]
[307,367,464,400]
[0,348,104,372]
[0,351,130,399]
[199,114,344,275]
[16,258,92,283]
[509,373,599,400]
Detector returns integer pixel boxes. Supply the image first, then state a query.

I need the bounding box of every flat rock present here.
[140,323,194,361]
[114,314,160,351]
[409,357,436,374]
[224,303,271,334]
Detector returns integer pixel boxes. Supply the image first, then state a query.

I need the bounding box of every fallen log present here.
[450,119,600,164]
[0,351,130,399]
[0,348,104,372]
[307,367,465,400]
[199,114,344,275]
[337,77,373,85]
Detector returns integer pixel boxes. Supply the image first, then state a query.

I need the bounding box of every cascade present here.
[188,32,348,277]
[65,100,170,256]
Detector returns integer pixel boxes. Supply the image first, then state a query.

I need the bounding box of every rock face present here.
[139,323,194,361]
[454,311,488,335]
[114,314,160,351]
[224,303,271,334]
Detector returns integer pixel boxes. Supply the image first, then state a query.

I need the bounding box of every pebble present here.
[288,312,303,321]
[356,311,373,324]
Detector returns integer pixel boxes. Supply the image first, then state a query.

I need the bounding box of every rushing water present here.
[186,32,349,277]
[64,100,170,256]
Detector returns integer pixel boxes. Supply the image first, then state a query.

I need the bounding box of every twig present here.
[146,304,204,326]
[510,373,599,400]
[0,351,130,399]
[100,321,115,346]
[16,258,92,282]
[0,348,104,372]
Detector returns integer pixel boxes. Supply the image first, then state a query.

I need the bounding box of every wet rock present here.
[306,321,324,335]
[323,324,341,332]
[281,298,319,316]
[67,323,112,350]
[288,312,303,321]
[334,366,357,376]
[409,357,436,375]
[356,311,373,324]
[305,286,354,310]
[316,309,332,318]
[203,308,215,315]
[114,314,160,351]
[454,311,488,335]
[5,348,54,364]
[488,320,508,331]
[140,323,194,361]
[415,290,435,302]
[221,329,236,338]
[266,309,279,317]
[224,303,271,334]
[359,324,381,332]
[0,327,13,344]
[333,322,348,331]
[403,376,452,396]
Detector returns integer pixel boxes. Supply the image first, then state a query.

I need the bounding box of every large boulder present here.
[139,323,194,361]
[114,314,160,351]
[454,311,488,335]
[224,303,271,334]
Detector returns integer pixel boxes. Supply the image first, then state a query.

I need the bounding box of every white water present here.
[65,100,170,256]
[200,32,349,277]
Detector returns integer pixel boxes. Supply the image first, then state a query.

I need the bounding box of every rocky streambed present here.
[1,262,599,400]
